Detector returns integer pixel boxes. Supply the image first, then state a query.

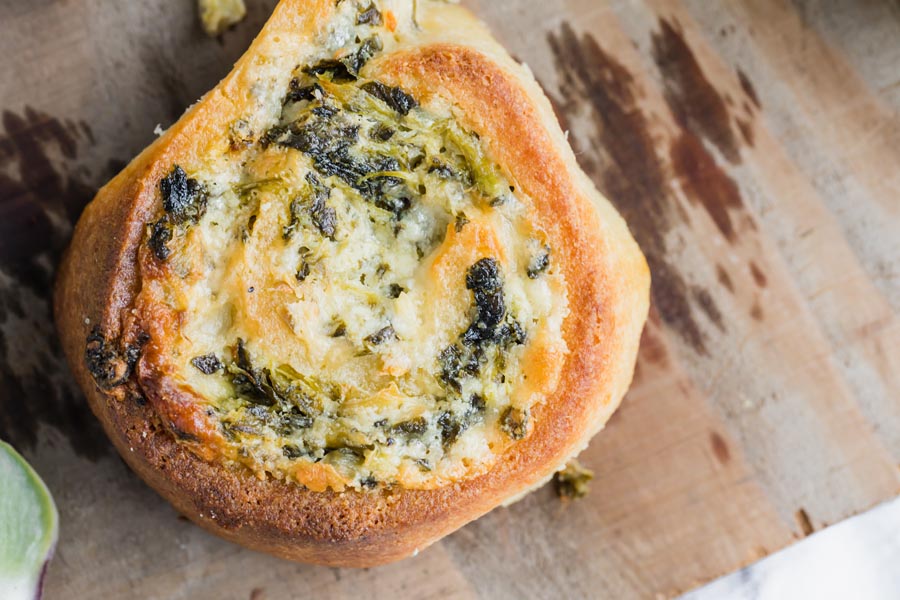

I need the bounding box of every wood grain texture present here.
[0,0,897,598]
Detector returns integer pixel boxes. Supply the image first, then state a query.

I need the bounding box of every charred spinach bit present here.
[454,213,469,232]
[148,218,174,261]
[85,328,143,389]
[285,79,323,104]
[454,258,529,352]
[260,124,287,148]
[387,283,404,298]
[527,246,551,279]
[469,394,486,412]
[360,476,379,489]
[356,3,382,25]
[462,258,506,345]
[361,81,419,116]
[414,458,432,472]
[500,406,528,440]
[191,353,223,375]
[364,325,397,347]
[148,165,208,261]
[160,165,208,225]
[303,35,382,82]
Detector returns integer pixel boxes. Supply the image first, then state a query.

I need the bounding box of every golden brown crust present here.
[54,0,649,566]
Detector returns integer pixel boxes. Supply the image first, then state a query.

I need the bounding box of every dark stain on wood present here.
[0,107,112,460]
[547,23,716,355]
[749,261,768,287]
[692,286,724,331]
[795,508,814,537]
[670,132,748,243]
[750,302,764,321]
[737,117,755,146]
[0,108,94,292]
[737,68,761,109]
[651,17,754,245]
[651,19,741,164]
[638,321,669,367]
[716,264,734,293]
[710,431,731,465]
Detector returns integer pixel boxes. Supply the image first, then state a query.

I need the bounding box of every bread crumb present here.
[553,459,594,500]
[198,0,247,37]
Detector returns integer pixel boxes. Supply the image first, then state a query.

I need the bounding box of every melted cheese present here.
[136,0,568,491]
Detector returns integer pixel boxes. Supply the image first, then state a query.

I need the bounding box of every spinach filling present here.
[158,26,556,488]
[437,259,528,441]
[148,165,209,261]
[85,328,148,390]
[264,90,413,218]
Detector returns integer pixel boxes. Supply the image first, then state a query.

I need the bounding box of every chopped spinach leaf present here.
[364,325,397,347]
[462,258,506,345]
[282,444,304,459]
[285,80,323,104]
[527,246,551,279]
[500,406,528,440]
[160,165,207,225]
[391,417,428,436]
[148,218,174,261]
[387,283,404,298]
[357,3,382,25]
[191,353,223,375]
[361,81,419,116]
[304,35,382,82]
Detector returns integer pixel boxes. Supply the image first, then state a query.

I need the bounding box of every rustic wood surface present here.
[1,0,898,598]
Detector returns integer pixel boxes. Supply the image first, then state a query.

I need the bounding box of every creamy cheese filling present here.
[138,0,568,491]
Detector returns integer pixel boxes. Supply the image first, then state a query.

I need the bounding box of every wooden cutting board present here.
[1,0,898,598]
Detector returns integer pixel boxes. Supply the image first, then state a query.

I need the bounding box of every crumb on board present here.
[198,0,247,36]
[553,459,594,500]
